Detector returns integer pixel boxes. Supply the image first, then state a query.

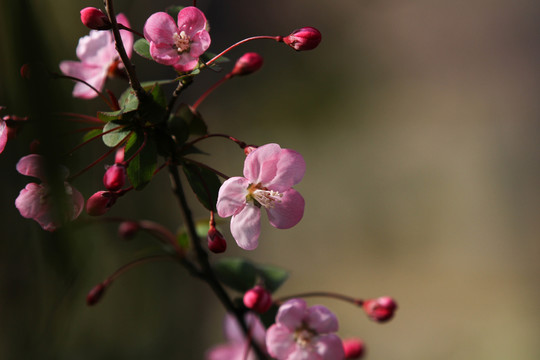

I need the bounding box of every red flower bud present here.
[86,283,107,306]
[103,164,127,191]
[231,52,264,77]
[343,338,365,359]
[363,296,398,323]
[20,64,31,79]
[207,226,227,253]
[86,191,117,216]
[118,221,140,240]
[243,285,272,314]
[283,27,322,51]
[80,7,112,30]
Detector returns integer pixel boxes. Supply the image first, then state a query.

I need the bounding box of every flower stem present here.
[206,36,282,67]
[167,164,268,359]
[192,74,232,110]
[275,291,364,307]
[104,0,145,100]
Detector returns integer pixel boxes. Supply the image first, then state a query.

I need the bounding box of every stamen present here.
[252,189,283,208]
[173,31,191,53]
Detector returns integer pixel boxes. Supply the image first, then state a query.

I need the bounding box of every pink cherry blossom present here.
[0,118,7,154]
[15,154,84,231]
[206,313,267,360]
[216,143,305,250]
[143,6,211,72]
[266,299,345,360]
[60,14,133,99]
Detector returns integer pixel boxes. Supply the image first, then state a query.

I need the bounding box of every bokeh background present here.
[1,0,540,359]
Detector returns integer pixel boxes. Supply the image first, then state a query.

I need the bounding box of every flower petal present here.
[266,324,296,359]
[69,184,85,220]
[276,298,307,330]
[177,6,207,38]
[149,42,180,65]
[15,183,46,220]
[217,177,249,218]
[143,12,177,44]
[243,143,282,184]
[16,154,45,179]
[76,30,114,64]
[189,30,211,57]
[173,53,199,72]
[230,205,261,250]
[266,189,304,229]
[0,120,7,154]
[267,148,306,192]
[306,305,339,334]
[313,334,345,360]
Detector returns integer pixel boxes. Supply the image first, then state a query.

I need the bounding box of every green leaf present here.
[176,219,211,250]
[97,109,122,122]
[138,85,166,125]
[82,128,102,142]
[201,52,229,64]
[255,264,289,293]
[182,162,221,211]
[102,121,132,147]
[134,38,152,60]
[125,131,157,189]
[213,257,258,293]
[167,115,189,145]
[176,103,207,136]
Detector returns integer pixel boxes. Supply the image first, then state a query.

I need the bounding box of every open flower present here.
[216,143,305,250]
[143,6,211,72]
[60,14,133,99]
[15,154,84,231]
[266,299,345,360]
[206,313,267,360]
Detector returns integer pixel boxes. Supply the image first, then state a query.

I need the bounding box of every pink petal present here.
[276,298,307,330]
[117,13,133,58]
[287,346,321,360]
[313,334,345,360]
[59,61,107,99]
[177,6,207,38]
[15,182,47,219]
[76,30,114,64]
[266,148,306,192]
[306,305,339,334]
[230,205,261,250]
[266,189,304,229]
[149,42,180,65]
[266,324,296,359]
[173,53,199,72]
[243,143,281,184]
[217,177,249,218]
[16,154,45,179]
[0,120,7,153]
[189,30,211,57]
[69,184,85,220]
[223,313,266,346]
[143,12,177,44]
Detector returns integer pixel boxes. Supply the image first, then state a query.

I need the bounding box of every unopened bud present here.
[363,296,398,323]
[230,52,264,77]
[343,338,365,359]
[86,191,117,216]
[118,221,140,240]
[80,7,112,30]
[86,283,107,306]
[114,147,125,164]
[283,27,322,51]
[103,164,127,191]
[20,64,31,79]
[243,285,272,314]
[207,226,227,253]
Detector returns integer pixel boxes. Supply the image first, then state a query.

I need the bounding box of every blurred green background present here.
[1,0,540,359]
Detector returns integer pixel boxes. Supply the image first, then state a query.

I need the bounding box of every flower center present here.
[293,325,316,348]
[247,183,283,208]
[173,31,191,53]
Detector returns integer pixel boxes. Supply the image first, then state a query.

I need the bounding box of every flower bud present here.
[118,221,140,240]
[230,52,264,77]
[80,7,112,30]
[343,338,365,359]
[243,285,272,314]
[207,226,227,253]
[86,283,107,306]
[86,191,117,216]
[20,64,31,79]
[283,27,322,51]
[363,296,398,323]
[103,164,127,191]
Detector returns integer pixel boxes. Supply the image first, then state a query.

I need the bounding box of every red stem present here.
[192,74,232,110]
[206,36,282,66]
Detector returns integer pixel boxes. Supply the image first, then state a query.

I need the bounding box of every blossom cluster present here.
[3,2,398,360]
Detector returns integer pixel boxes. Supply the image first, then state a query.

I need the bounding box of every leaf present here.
[167,115,189,146]
[166,5,184,19]
[176,103,207,136]
[138,85,166,125]
[213,257,258,293]
[176,219,211,250]
[182,162,221,211]
[102,121,132,147]
[82,128,102,142]
[125,131,157,189]
[255,264,289,293]
[134,38,152,60]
